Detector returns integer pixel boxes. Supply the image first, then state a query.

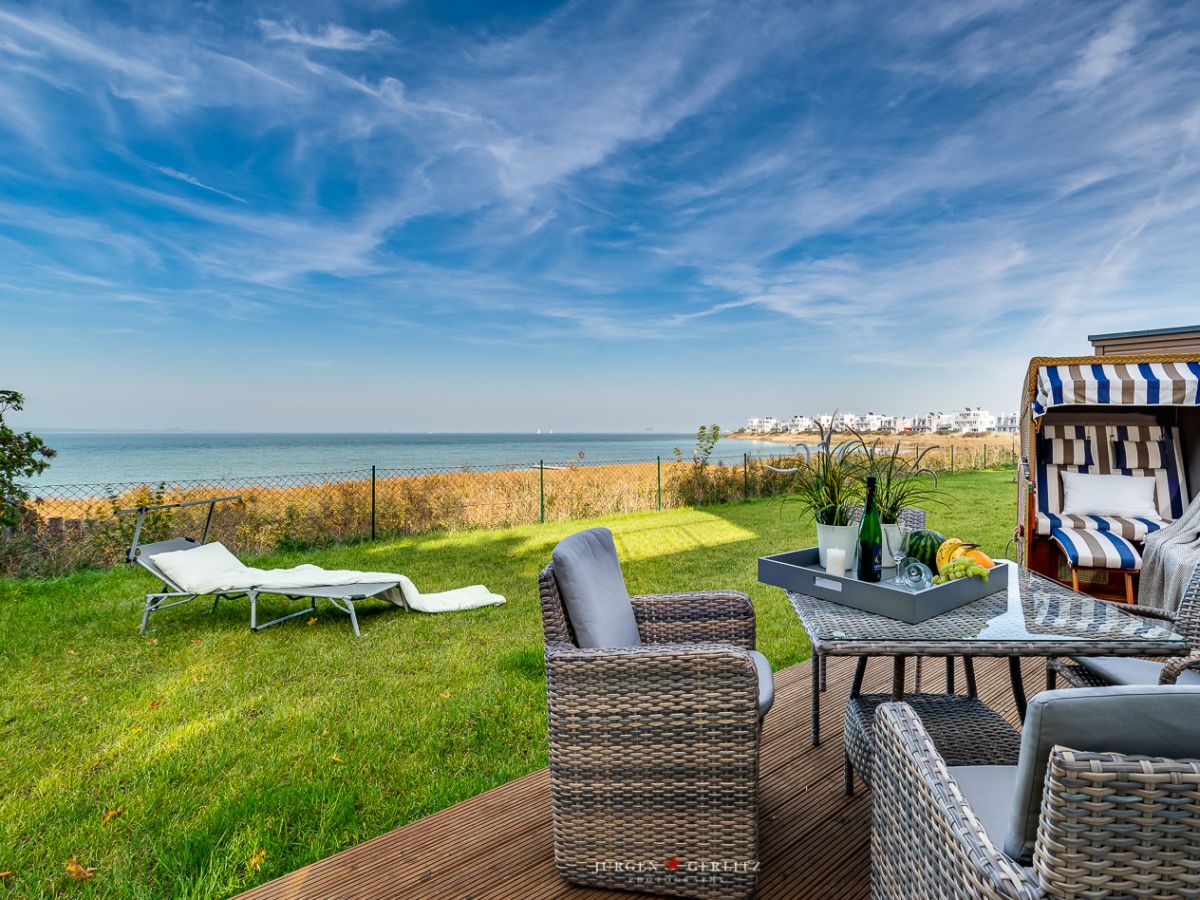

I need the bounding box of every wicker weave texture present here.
[871,702,1040,899]
[1034,747,1200,899]
[872,700,1200,900]
[844,693,1020,789]
[539,564,763,899]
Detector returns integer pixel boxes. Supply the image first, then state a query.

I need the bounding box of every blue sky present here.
[2,0,1200,432]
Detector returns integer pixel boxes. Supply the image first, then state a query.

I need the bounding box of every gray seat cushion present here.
[1074,655,1200,686]
[1005,685,1200,864]
[947,765,1018,851]
[551,528,641,649]
[750,650,774,717]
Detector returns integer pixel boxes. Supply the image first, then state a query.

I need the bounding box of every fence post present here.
[983,445,987,468]
[950,445,955,471]
[370,465,377,540]
[743,453,749,500]
[539,460,545,524]
[656,456,662,511]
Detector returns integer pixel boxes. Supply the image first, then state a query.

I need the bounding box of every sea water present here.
[27,432,796,486]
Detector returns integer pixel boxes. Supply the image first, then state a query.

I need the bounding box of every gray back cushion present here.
[551,528,641,649]
[1005,685,1200,862]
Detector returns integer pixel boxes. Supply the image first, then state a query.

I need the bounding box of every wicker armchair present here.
[539,535,767,900]
[871,689,1200,899]
[1047,564,1200,689]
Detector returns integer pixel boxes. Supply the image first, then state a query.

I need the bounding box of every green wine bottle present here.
[857,475,882,583]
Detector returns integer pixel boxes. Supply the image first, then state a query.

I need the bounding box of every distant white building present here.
[746,416,782,433]
[913,412,956,433]
[786,415,815,433]
[954,408,996,433]
[880,415,914,433]
[994,412,1018,434]
[745,410,998,435]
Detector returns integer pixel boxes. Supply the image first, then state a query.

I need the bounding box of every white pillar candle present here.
[825,547,847,575]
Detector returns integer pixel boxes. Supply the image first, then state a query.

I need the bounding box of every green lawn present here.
[0,468,1017,898]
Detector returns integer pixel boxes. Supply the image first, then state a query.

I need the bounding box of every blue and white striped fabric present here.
[1033,511,1166,541]
[1050,526,1142,571]
[1107,424,1188,519]
[1033,422,1187,538]
[1033,361,1200,418]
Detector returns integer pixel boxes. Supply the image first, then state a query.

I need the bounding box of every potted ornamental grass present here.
[855,435,941,566]
[771,422,864,567]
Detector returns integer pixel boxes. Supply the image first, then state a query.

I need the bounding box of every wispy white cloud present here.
[150,165,246,203]
[1057,8,1139,92]
[258,19,390,51]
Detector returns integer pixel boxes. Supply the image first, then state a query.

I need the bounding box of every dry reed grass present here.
[4,450,1014,577]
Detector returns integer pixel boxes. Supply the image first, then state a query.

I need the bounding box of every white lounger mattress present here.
[148,542,505,613]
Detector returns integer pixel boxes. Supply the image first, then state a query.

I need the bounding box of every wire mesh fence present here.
[3,443,1018,578]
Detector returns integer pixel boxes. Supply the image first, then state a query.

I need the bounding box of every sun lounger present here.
[122,497,406,636]
[122,496,504,635]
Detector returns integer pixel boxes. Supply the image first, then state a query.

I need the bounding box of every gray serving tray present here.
[758,547,1009,624]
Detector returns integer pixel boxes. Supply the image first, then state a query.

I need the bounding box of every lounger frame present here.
[120,497,404,635]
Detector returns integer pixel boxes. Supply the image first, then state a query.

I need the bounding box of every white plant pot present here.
[816,523,859,570]
[881,523,904,568]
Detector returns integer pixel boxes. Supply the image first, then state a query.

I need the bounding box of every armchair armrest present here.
[872,703,1039,899]
[545,640,760,724]
[1159,653,1200,685]
[630,590,756,650]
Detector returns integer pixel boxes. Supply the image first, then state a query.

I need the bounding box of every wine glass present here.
[894,557,934,590]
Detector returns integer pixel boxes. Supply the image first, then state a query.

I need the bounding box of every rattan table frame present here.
[784,565,1190,744]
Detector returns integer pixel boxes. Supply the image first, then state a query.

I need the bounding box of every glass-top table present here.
[780,565,1189,744]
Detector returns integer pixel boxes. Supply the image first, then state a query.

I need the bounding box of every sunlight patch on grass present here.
[612,511,758,561]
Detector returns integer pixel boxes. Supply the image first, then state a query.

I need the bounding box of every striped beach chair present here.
[1033,423,1188,601]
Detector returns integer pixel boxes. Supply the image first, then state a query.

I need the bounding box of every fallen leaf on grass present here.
[248,849,267,871]
[102,808,125,824]
[439,691,452,700]
[65,858,96,881]
[330,754,343,764]
[146,638,158,646]
[147,700,159,710]
[66,649,77,656]
[190,639,203,646]
[306,617,317,626]
[0,870,13,878]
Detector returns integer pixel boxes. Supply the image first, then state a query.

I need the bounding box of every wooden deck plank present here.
[238,655,1043,900]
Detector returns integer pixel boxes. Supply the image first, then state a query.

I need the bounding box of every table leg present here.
[945,657,955,694]
[1008,655,1027,722]
[892,655,907,702]
[811,654,821,746]
[820,654,828,692]
[964,657,978,698]
[851,656,867,698]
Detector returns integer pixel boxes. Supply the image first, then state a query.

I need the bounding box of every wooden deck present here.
[239,654,1041,899]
